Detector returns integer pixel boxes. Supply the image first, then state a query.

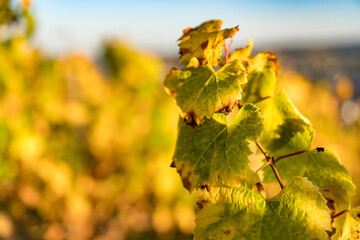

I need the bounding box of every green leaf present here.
[257,90,314,157]
[322,184,351,239]
[246,52,279,75]
[178,20,239,66]
[164,60,246,124]
[172,104,264,191]
[335,206,360,240]
[194,177,332,240]
[242,52,278,103]
[228,37,254,62]
[263,148,355,238]
[242,69,276,103]
[263,148,355,196]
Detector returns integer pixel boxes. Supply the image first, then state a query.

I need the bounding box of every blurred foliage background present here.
[0,1,359,239]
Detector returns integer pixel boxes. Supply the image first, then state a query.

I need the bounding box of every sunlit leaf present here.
[242,52,279,103]
[173,104,264,191]
[336,206,360,240]
[228,37,254,62]
[257,90,314,157]
[194,177,331,240]
[179,20,238,66]
[263,148,355,195]
[263,148,355,238]
[164,60,246,124]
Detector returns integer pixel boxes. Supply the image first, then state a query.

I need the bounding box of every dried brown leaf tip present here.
[178,20,239,66]
[200,184,210,192]
[245,51,280,76]
[266,52,280,76]
[256,182,264,193]
[176,163,193,191]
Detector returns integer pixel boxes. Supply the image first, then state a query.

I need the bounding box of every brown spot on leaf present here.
[223,229,231,235]
[216,105,232,115]
[326,228,336,238]
[201,40,209,50]
[326,198,335,216]
[237,179,242,185]
[179,48,191,56]
[264,52,280,76]
[170,161,176,168]
[196,200,209,210]
[201,184,210,192]
[256,182,264,192]
[316,147,325,152]
[197,57,205,64]
[357,213,360,218]
[176,163,184,175]
[184,111,198,127]
[169,90,175,99]
[181,171,192,191]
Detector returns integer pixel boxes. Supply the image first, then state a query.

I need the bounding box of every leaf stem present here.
[331,209,349,219]
[269,157,284,189]
[256,161,269,173]
[252,96,271,104]
[224,39,233,64]
[273,150,309,164]
[255,142,284,188]
[255,142,270,160]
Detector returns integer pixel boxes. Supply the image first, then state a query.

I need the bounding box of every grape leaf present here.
[242,52,279,103]
[164,60,246,124]
[334,206,360,240]
[195,170,266,210]
[0,1,15,27]
[228,37,254,62]
[246,52,279,76]
[194,177,332,240]
[257,90,314,157]
[322,184,351,239]
[263,148,355,238]
[178,20,239,66]
[172,104,264,191]
[263,148,355,196]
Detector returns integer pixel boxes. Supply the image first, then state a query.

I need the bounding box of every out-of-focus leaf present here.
[228,37,254,62]
[335,206,360,240]
[242,52,279,103]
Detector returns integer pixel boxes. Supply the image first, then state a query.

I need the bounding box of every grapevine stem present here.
[256,161,269,173]
[255,142,270,160]
[224,39,233,64]
[331,209,349,219]
[255,142,284,189]
[252,96,271,104]
[273,150,309,164]
[269,157,284,189]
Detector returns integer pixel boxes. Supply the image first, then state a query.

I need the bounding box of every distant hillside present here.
[163,45,360,97]
[278,45,360,97]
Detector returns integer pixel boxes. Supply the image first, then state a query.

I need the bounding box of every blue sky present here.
[31,0,360,56]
